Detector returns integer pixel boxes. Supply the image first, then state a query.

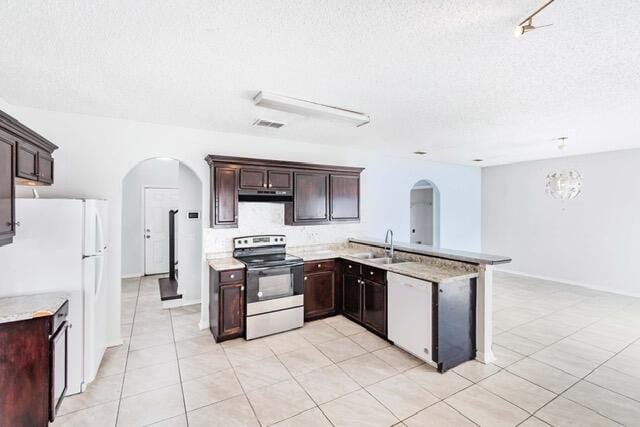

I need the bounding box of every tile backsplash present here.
[204,202,364,256]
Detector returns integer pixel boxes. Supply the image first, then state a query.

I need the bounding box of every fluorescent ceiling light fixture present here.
[254,91,370,127]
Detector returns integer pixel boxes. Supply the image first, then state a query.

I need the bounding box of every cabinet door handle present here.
[263,183,267,188]
[317,263,321,268]
[241,286,245,291]
[230,274,235,279]
[370,271,374,275]
[304,276,308,281]
[269,183,272,188]
[348,265,352,269]
[6,221,20,227]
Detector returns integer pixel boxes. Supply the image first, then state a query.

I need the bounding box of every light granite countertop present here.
[208,257,245,271]
[207,242,481,283]
[0,292,69,325]
[290,244,478,283]
[349,237,512,265]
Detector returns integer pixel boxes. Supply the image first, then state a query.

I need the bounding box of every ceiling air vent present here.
[253,119,285,129]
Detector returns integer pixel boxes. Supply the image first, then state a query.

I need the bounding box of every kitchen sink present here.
[369,257,407,265]
[351,252,382,259]
[352,253,407,264]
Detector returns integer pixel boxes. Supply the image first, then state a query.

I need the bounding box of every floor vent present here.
[253,119,285,129]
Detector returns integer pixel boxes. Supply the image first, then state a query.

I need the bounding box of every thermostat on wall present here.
[187,211,200,220]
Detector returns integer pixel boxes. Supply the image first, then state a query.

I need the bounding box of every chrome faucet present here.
[384,229,394,258]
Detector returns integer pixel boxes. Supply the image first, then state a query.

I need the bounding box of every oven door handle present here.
[247,263,302,272]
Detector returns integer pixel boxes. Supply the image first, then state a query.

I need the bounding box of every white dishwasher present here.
[387,272,434,366]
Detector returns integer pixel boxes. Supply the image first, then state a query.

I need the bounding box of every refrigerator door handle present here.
[94,255,104,297]
[95,211,105,255]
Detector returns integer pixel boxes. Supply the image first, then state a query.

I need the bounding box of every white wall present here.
[483,148,640,297]
[177,162,203,302]
[121,159,179,277]
[2,102,481,344]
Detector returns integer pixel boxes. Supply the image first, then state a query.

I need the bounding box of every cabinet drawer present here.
[304,259,335,273]
[219,269,244,284]
[342,260,361,275]
[363,265,386,284]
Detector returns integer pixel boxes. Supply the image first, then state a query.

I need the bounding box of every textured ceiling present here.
[1,0,639,166]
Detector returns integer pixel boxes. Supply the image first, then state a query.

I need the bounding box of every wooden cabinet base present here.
[209,267,245,342]
[0,301,68,427]
[341,261,387,337]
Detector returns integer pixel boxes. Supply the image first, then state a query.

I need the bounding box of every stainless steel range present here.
[233,235,304,340]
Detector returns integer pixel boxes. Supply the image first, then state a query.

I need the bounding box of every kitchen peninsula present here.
[208,236,510,371]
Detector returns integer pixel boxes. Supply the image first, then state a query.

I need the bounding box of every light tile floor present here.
[52,272,640,426]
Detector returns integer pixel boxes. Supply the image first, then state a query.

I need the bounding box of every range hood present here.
[238,188,293,203]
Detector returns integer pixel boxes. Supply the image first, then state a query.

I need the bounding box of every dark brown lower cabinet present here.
[342,273,362,322]
[0,300,68,427]
[362,279,387,335]
[303,260,338,321]
[341,261,387,336]
[209,267,245,342]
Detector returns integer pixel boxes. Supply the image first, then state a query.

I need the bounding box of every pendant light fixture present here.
[514,0,555,37]
[545,137,583,200]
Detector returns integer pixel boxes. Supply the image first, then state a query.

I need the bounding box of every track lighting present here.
[514,0,555,37]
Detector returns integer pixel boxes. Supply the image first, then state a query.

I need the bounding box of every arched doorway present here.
[121,157,203,305]
[410,179,440,247]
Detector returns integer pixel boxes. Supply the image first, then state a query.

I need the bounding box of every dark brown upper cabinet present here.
[205,155,363,228]
[212,166,239,228]
[15,140,39,182]
[0,110,57,187]
[0,110,57,247]
[240,168,267,189]
[239,167,292,191]
[330,174,360,221]
[0,133,15,246]
[268,170,292,190]
[37,150,54,184]
[287,172,329,224]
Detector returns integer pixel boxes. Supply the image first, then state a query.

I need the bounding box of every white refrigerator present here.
[0,198,109,395]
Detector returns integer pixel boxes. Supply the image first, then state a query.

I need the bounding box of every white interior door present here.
[144,188,179,275]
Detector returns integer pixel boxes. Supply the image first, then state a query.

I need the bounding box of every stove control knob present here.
[244,239,248,244]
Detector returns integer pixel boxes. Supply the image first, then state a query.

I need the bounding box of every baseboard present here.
[106,338,124,348]
[121,273,143,279]
[495,267,640,298]
[161,297,201,310]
